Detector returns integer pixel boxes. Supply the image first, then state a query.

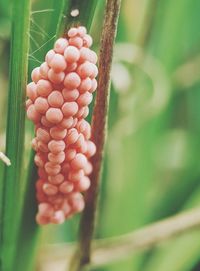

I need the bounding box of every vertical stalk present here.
[0,0,31,270]
[69,1,121,270]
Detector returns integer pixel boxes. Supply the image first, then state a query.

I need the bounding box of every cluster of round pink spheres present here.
[26,26,98,225]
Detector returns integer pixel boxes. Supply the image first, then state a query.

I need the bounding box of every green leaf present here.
[0,0,31,270]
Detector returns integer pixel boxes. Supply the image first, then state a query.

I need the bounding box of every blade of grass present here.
[0,0,31,270]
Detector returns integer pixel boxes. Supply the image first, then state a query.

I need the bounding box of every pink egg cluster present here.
[26,26,97,225]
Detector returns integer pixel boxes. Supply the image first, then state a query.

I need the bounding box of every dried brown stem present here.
[40,207,200,271]
[69,0,121,270]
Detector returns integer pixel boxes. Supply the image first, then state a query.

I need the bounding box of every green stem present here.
[0,0,31,270]
[69,1,121,270]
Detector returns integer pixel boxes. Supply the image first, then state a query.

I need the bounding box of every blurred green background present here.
[1,0,200,270]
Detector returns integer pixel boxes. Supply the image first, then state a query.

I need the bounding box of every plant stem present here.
[90,206,200,268]
[69,1,121,270]
[40,206,200,270]
[0,0,31,270]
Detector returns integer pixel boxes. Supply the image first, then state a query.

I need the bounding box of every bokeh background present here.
[1,0,200,270]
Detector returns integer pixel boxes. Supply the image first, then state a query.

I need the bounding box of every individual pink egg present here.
[65,62,77,72]
[38,203,54,217]
[48,140,65,153]
[77,26,87,37]
[68,169,84,182]
[64,46,80,63]
[48,151,65,164]
[48,173,64,185]
[62,102,78,117]
[75,176,90,191]
[68,27,78,37]
[59,181,74,194]
[65,128,79,145]
[36,178,45,191]
[58,117,74,129]
[62,88,79,101]
[36,214,49,225]
[50,126,67,140]
[46,108,63,124]
[43,183,58,195]
[54,38,68,54]
[37,141,49,152]
[82,106,89,118]
[65,148,76,161]
[45,49,56,64]
[41,116,54,128]
[27,104,41,123]
[36,127,50,143]
[80,121,91,139]
[69,36,83,48]
[40,62,49,79]
[48,69,65,84]
[89,50,98,64]
[31,67,41,83]
[50,210,65,224]
[48,91,64,108]
[34,97,49,114]
[61,200,71,216]
[26,82,37,101]
[69,192,85,212]
[72,117,78,128]
[78,140,87,153]
[86,141,96,157]
[34,153,46,168]
[64,72,81,89]
[26,99,33,110]
[75,106,85,119]
[76,119,88,134]
[49,53,67,72]
[83,34,93,47]
[84,162,93,175]
[77,62,94,78]
[79,47,91,63]
[31,138,38,151]
[77,92,93,106]
[44,162,61,175]
[71,153,87,170]
[89,79,97,93]
[90,63,98,78]
[36,79,53,97]
[79,77,92,93]
[74,133,85,149]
